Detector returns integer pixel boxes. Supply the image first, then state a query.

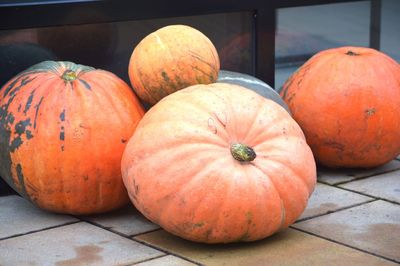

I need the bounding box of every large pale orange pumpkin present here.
[122,83,316,243]
[128,24,220,106]
[280,46,400,168]
[0,61,145,214]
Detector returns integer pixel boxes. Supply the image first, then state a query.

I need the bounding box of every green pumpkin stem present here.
[62,70,77,82]
[231,143,256,162]
[345,50,359,56]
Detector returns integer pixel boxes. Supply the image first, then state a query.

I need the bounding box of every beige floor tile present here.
[339,170,400,203]
[0,222,163,266]
[0,195,78,239]
[134,255,197,266]
[317,160,400,185]
[134,228,396,266]
[293,200,400,262]
[80,204,159,236]
[298,183,373,220]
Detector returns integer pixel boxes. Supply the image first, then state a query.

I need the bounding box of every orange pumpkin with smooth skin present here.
[121,83,316,243]
[280,46,400,168]
[128,24,220,105]
[0,61,145,214]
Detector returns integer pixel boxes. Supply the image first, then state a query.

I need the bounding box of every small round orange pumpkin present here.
[280,46,400,168]
[122,83,316,243]
[0,61,145,214]
[128,24,220,105]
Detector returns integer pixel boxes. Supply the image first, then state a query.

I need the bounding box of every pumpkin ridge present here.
[133,124,228,157]
[152,32,178,97]
[250,162,288,230]
[188,49,218,74]
[157,157,232,241]
[259,153,314,197]
[203,37,220,73]
[95,70,145,116]
[135,66,159,104]
[240,96,269,144]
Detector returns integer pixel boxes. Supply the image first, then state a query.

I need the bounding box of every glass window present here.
[275,1,372,89]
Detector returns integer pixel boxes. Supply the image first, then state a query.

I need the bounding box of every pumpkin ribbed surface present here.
[128,25,220,105]
[280,46,400,168]
[0,61,145,214]
[122,83,316,243]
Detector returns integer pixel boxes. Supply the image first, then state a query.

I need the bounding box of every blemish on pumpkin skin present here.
[246,211,253,225]
[323,140,345,151]
[365,108,376,116]
[25,130,33,139]
[4,76,36,98]
[16,163,29,199]
[14,118,31,135]
[193,222,205,228]
[10,118,32,151]
[121,139,127,143]
[78,79,91,90]
[60,109,66,122]
[33,96,44,129]
[161,71,170,83]
[60,126,65,141]
[24,89,36,114]
[208,118,217,134]
[10,137,23,152]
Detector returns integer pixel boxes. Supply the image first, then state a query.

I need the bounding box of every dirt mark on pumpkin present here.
[208,118,217,134]
[365,108,376,117]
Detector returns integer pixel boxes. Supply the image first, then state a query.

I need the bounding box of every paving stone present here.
[0,222,163,266]
[339,171,400,203]
[298,183,373,221]
[293,200,400,262]
[0,195,78,239]
[317,160,400,185]
[134,255,197,266]
[81,204,159,237]
[134,228,396,266]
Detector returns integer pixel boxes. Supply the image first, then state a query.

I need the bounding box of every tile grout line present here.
[128,254,167,265]
[76,218,203,265]
[75,216,161,238]
[132,236,204,266]
[130,254,202,266]
[332,186,400,205]
[0,220,82,241]
[317,166,400,186]
[291,227,400,264]
[294,198,378,223]
[315,181,400,206]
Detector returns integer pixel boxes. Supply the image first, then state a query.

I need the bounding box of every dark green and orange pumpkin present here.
[128,24,220,105]
[281,46,400,168]
[0,61,144,214]
[121,83,316,243]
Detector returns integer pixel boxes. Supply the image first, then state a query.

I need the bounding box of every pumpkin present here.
[128,24,220,105]
[0,61,145,214]
[280,46,400,168]
[217,70,290,113]
[121,83,316,244]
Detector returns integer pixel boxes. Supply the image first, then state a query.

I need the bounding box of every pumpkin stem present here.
[62,70,77,82]
[345,50,360,56]
[231,143,256,162]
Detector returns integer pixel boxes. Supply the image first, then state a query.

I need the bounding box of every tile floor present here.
[1,159,399,266]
